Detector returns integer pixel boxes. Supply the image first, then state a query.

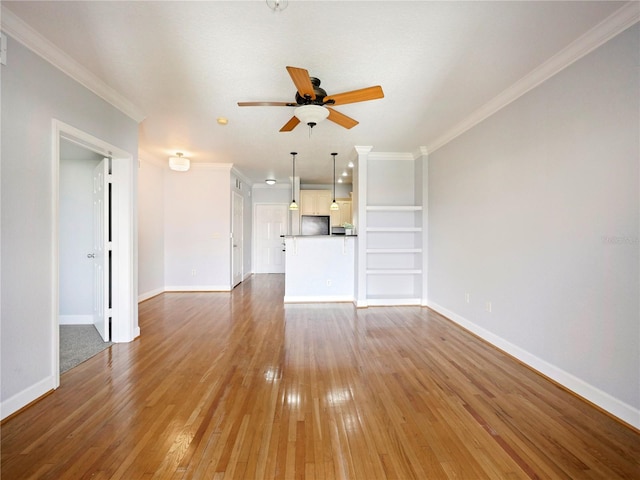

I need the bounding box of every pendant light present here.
[289,152,299,210]
[330,152,339,211]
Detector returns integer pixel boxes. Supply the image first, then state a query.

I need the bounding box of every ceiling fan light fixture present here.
[169,152,190,172]
[294,104,329,128]
[266,0,288,12]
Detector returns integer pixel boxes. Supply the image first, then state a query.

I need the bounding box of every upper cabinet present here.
[300,189,332,215]
[330,199,352,226]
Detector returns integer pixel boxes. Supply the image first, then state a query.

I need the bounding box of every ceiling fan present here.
[238,66,384,132]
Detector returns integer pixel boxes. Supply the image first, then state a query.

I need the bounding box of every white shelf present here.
[367,269,422,275]
[367,205,423,212]
[366,248,422,254]
[366,227,422,232]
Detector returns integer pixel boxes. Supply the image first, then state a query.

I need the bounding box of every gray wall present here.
[428,25,639,421]
[1,35,138,411]
[59,150,101,319]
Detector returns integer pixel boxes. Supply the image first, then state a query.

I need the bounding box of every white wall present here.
[59,153,101,321]
[164,164,232,290]
[138,153,165,301]
[253,184,292,204]
[428,25,639,427]
[1,35,138,416]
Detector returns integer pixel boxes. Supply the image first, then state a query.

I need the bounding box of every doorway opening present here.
[59,139,113,372]
[53,120,138,387]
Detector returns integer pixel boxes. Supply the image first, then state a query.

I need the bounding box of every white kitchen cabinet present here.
[300,189,332,215]
[330,199,352,226]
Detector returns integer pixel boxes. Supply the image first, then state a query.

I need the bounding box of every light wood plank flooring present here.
[2,274,638,479]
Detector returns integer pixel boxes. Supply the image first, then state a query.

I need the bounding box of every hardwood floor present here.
[2,274,638,479]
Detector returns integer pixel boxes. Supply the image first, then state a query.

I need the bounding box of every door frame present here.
[52,120,139,386]
[231,191,244,288]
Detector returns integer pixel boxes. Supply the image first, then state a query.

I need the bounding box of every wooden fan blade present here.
[324,85,384,106]
[286,66,316,100]
[327,107,359,129]
[280,116,301,132]
[238,101,296,107]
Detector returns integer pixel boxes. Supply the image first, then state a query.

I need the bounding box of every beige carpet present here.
[60,325,113,373]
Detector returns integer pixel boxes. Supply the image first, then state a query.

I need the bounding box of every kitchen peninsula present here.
[284,235,356,303]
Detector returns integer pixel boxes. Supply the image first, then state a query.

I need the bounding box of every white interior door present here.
[232,192,244,287]
[255,204,287,273]
[92,159,110,341]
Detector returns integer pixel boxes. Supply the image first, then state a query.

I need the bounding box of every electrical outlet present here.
[326,279,332,286]
[191,269,197,276]
[465,293,470,303]
[485,301,492,313]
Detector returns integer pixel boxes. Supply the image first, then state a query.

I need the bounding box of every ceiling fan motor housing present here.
[295,77,332,105]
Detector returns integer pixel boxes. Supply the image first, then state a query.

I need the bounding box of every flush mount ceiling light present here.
[265,179,276,185]
[330,153,339,211]
[169,152,190,172]
[289,152,299,210]
[348,161,355,168]
[294,104,329,129]
[217,117,228,125]
[266,0,288,12]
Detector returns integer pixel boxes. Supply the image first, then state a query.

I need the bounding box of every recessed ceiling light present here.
[338,178,343,183]
[217,117,228,125]
[347,161,354,168]
[341,171,348,177]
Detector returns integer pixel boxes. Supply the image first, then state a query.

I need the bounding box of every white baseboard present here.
[0,375,56,421]
[428,301,640,429]
[243,272,253,281]
[284,295,354,303]
[164,285,232,292]
[59,314,93,325]
[138,285,236,303]
[138,287,164,303]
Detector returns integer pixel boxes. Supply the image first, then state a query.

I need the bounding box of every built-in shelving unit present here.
[365,205,423,305]
[353,148,427,307]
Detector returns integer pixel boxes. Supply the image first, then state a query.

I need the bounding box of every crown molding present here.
[231,167,254,187]
[1,6,146,123]
[427,2,640,153]
[413,146,428,159]
[368,152,415,161]
[138,149,166,168]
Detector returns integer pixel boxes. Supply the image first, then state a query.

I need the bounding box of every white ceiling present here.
[3,1,630,184]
